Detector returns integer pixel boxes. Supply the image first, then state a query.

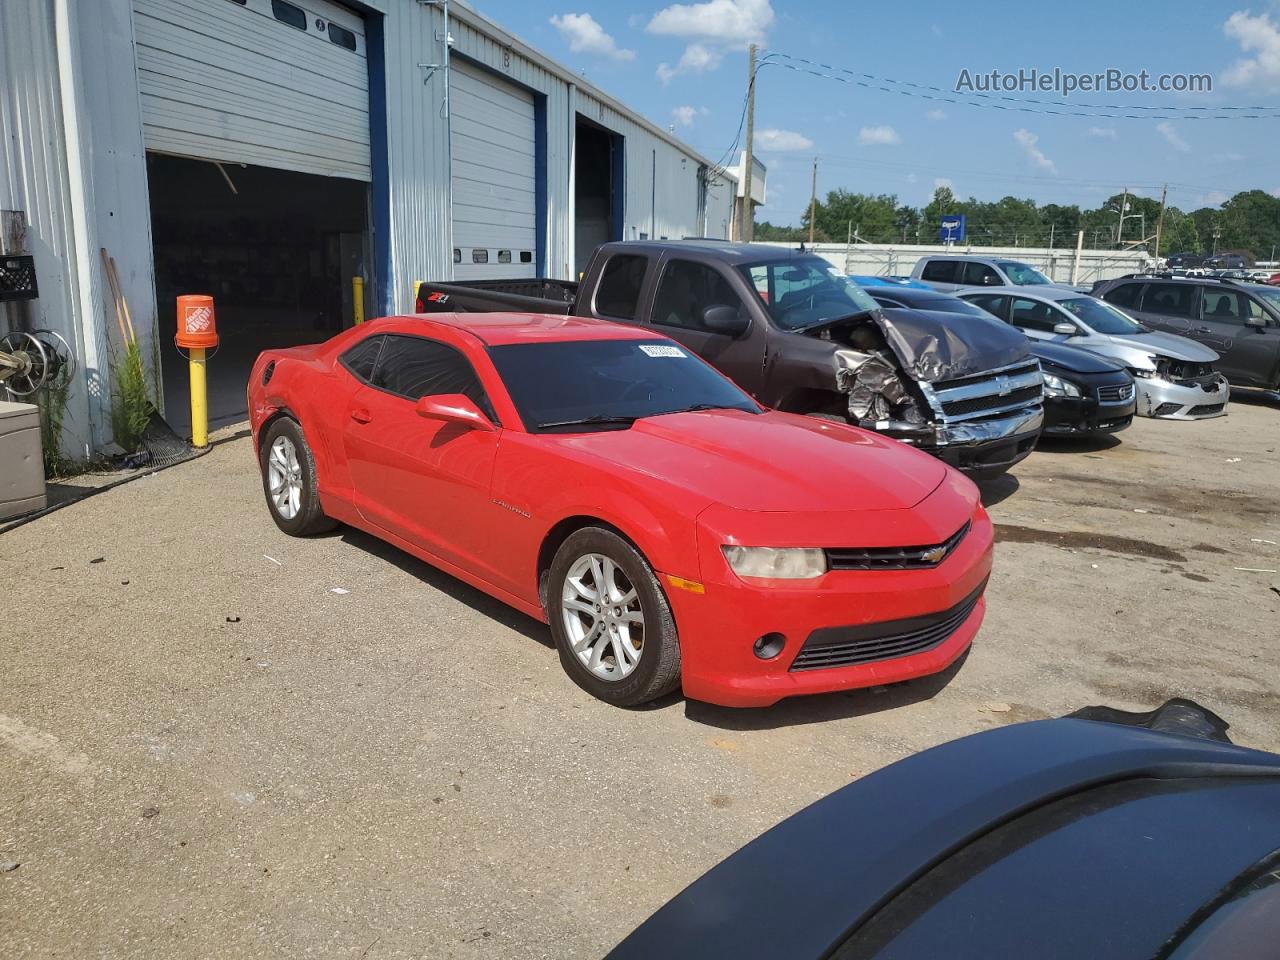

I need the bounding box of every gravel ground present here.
[2,400,1278,958]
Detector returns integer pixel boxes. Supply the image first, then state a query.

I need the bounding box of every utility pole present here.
[807,156,818,245]
[741,43,757,243]
[1115,187,1129,244]
[1212,225,1221,255]
[1154,183,1168,261]
[1049,222,1055,251]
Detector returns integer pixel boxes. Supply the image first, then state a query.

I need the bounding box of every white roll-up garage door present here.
[132,0,371,181]
[450,59,537,280]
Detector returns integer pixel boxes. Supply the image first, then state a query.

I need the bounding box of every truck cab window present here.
[962,262,1000,285]
[921,260,959,283]
[595,254,648,320]
[653,259,744,332]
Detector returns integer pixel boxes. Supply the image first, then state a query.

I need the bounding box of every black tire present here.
[258,417,336,537]
[547,527,681,707]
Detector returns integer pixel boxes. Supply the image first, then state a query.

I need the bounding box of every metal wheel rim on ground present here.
[267,436,303,520]
[561,553,645,681]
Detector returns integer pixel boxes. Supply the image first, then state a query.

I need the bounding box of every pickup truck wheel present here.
[259,418,336,537]
[548,528,681,707]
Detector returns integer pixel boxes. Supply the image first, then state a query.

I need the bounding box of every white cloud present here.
[1013,128,1057,173]
[1222,10,1280,89]
[1272,187,1280,198]
[756,128,813,151]
[671,105,702,127]
[656,42,721,83]
[647,0,774,46]
[1202,190,1230,206]
[934,177,954,191]
[1157,121,1190,152]
[905,172,918,184]
[1087,126,1117,138]
[648,0,772,82]
[549,13,636,61]
[858,125,901,146]
[926,109,946,121]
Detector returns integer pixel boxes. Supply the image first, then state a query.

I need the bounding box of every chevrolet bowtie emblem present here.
[921,545,948,564]
[996,375,1013,396]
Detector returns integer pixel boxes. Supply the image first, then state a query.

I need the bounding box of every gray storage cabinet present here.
[0,400,46,520]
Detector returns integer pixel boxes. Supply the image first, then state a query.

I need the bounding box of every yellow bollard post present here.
[352,276,365,325]
[175,294,218,450]
[189,346,208,448]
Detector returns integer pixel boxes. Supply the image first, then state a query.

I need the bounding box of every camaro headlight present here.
[722,546,827,579]
[1041,373,1082,398]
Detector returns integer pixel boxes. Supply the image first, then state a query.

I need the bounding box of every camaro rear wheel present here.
[259,418,335,537]
[548,528,681,707]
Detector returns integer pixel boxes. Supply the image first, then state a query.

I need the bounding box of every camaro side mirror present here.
[702,304,750,337]
[416,394,495,431]
[1053,322,1077,336]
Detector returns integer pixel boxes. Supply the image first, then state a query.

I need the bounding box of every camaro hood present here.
[560,409,948,513]
[1028,340,1123,374]
[1103,330,1219,362]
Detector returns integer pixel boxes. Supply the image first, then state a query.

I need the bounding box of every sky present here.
[467,0,1280,224]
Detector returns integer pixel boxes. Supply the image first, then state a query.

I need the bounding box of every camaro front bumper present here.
[667,475,993,708]
[1136,374,1230,419]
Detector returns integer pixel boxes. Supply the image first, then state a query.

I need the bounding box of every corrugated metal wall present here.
[0,0,94,455]
[379,1,732,310]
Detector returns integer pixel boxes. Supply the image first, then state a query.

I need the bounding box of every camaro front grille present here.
[1097,382,1135,403]
[790,582,986,672]
[826,522,971,571]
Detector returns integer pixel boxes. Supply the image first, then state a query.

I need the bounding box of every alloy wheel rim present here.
[561,553,644,681]
[267,436,303,520]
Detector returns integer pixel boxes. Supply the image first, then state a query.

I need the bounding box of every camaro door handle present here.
[350,408,372,424]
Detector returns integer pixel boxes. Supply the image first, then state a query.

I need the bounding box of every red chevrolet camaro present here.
[248,313,993,708]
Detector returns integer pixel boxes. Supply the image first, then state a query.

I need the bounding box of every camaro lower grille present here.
[826,522,971,571]
[1097,382,1135,403]
[790,583,986,672]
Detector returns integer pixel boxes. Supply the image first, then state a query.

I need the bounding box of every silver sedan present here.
[959,287,1229,420]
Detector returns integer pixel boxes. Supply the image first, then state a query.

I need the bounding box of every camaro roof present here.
[384,312,657,346]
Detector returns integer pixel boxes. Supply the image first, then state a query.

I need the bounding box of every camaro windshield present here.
[997,261,1052,285]
[739,256,881,330]
[1059,297,1145,335]
[489,339,760,432]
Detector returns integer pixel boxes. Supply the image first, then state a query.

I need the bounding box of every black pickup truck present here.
[415,240,1044,479]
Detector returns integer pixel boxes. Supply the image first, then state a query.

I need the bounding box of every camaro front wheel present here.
[547,527,681,707]
[259,418,336,537]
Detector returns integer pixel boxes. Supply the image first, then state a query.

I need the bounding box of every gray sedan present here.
[959,286,1229,420]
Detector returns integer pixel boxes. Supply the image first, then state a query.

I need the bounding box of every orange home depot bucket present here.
[175,294,219,349]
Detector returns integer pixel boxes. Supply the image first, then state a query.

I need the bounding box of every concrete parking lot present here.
[3,400,1279,958]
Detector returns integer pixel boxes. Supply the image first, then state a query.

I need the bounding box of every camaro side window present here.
[372,335,496,420]
[340,336,384,383]
[653,260,744,331]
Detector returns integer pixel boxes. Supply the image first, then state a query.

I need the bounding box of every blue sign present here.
[939,214,966,244]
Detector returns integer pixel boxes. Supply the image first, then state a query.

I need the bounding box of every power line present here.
[761,50,1280,120]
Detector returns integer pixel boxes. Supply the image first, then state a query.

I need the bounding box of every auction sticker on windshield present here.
[640,345,686,358]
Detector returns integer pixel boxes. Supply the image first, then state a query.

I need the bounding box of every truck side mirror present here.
[702,304,750,337]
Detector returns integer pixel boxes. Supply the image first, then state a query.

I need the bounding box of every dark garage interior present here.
[146,154,369,435]
[574,117,623,277]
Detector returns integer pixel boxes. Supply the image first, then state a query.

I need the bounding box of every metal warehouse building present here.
[0,0,738,454]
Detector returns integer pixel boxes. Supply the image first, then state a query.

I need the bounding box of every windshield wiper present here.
[537,415,637,431]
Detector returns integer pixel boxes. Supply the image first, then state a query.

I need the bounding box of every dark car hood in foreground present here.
[1028,340,1124,374]
[607,716,1280,960]
[869,307,1033,382]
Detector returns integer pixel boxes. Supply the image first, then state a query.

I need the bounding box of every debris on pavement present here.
[0,861,19,873]
[1225,457,1242,463]
[330,587,350,595]
[141,806,160,819]
[1251,538,1278,546]
[263,555,282,566]
[225,616,241,623]
[981,702,1012,713]
[1234,567,1279,574]
[89,557,105,564]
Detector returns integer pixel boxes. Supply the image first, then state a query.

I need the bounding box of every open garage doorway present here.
[574,117,624,277]
[147,154,369,436]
